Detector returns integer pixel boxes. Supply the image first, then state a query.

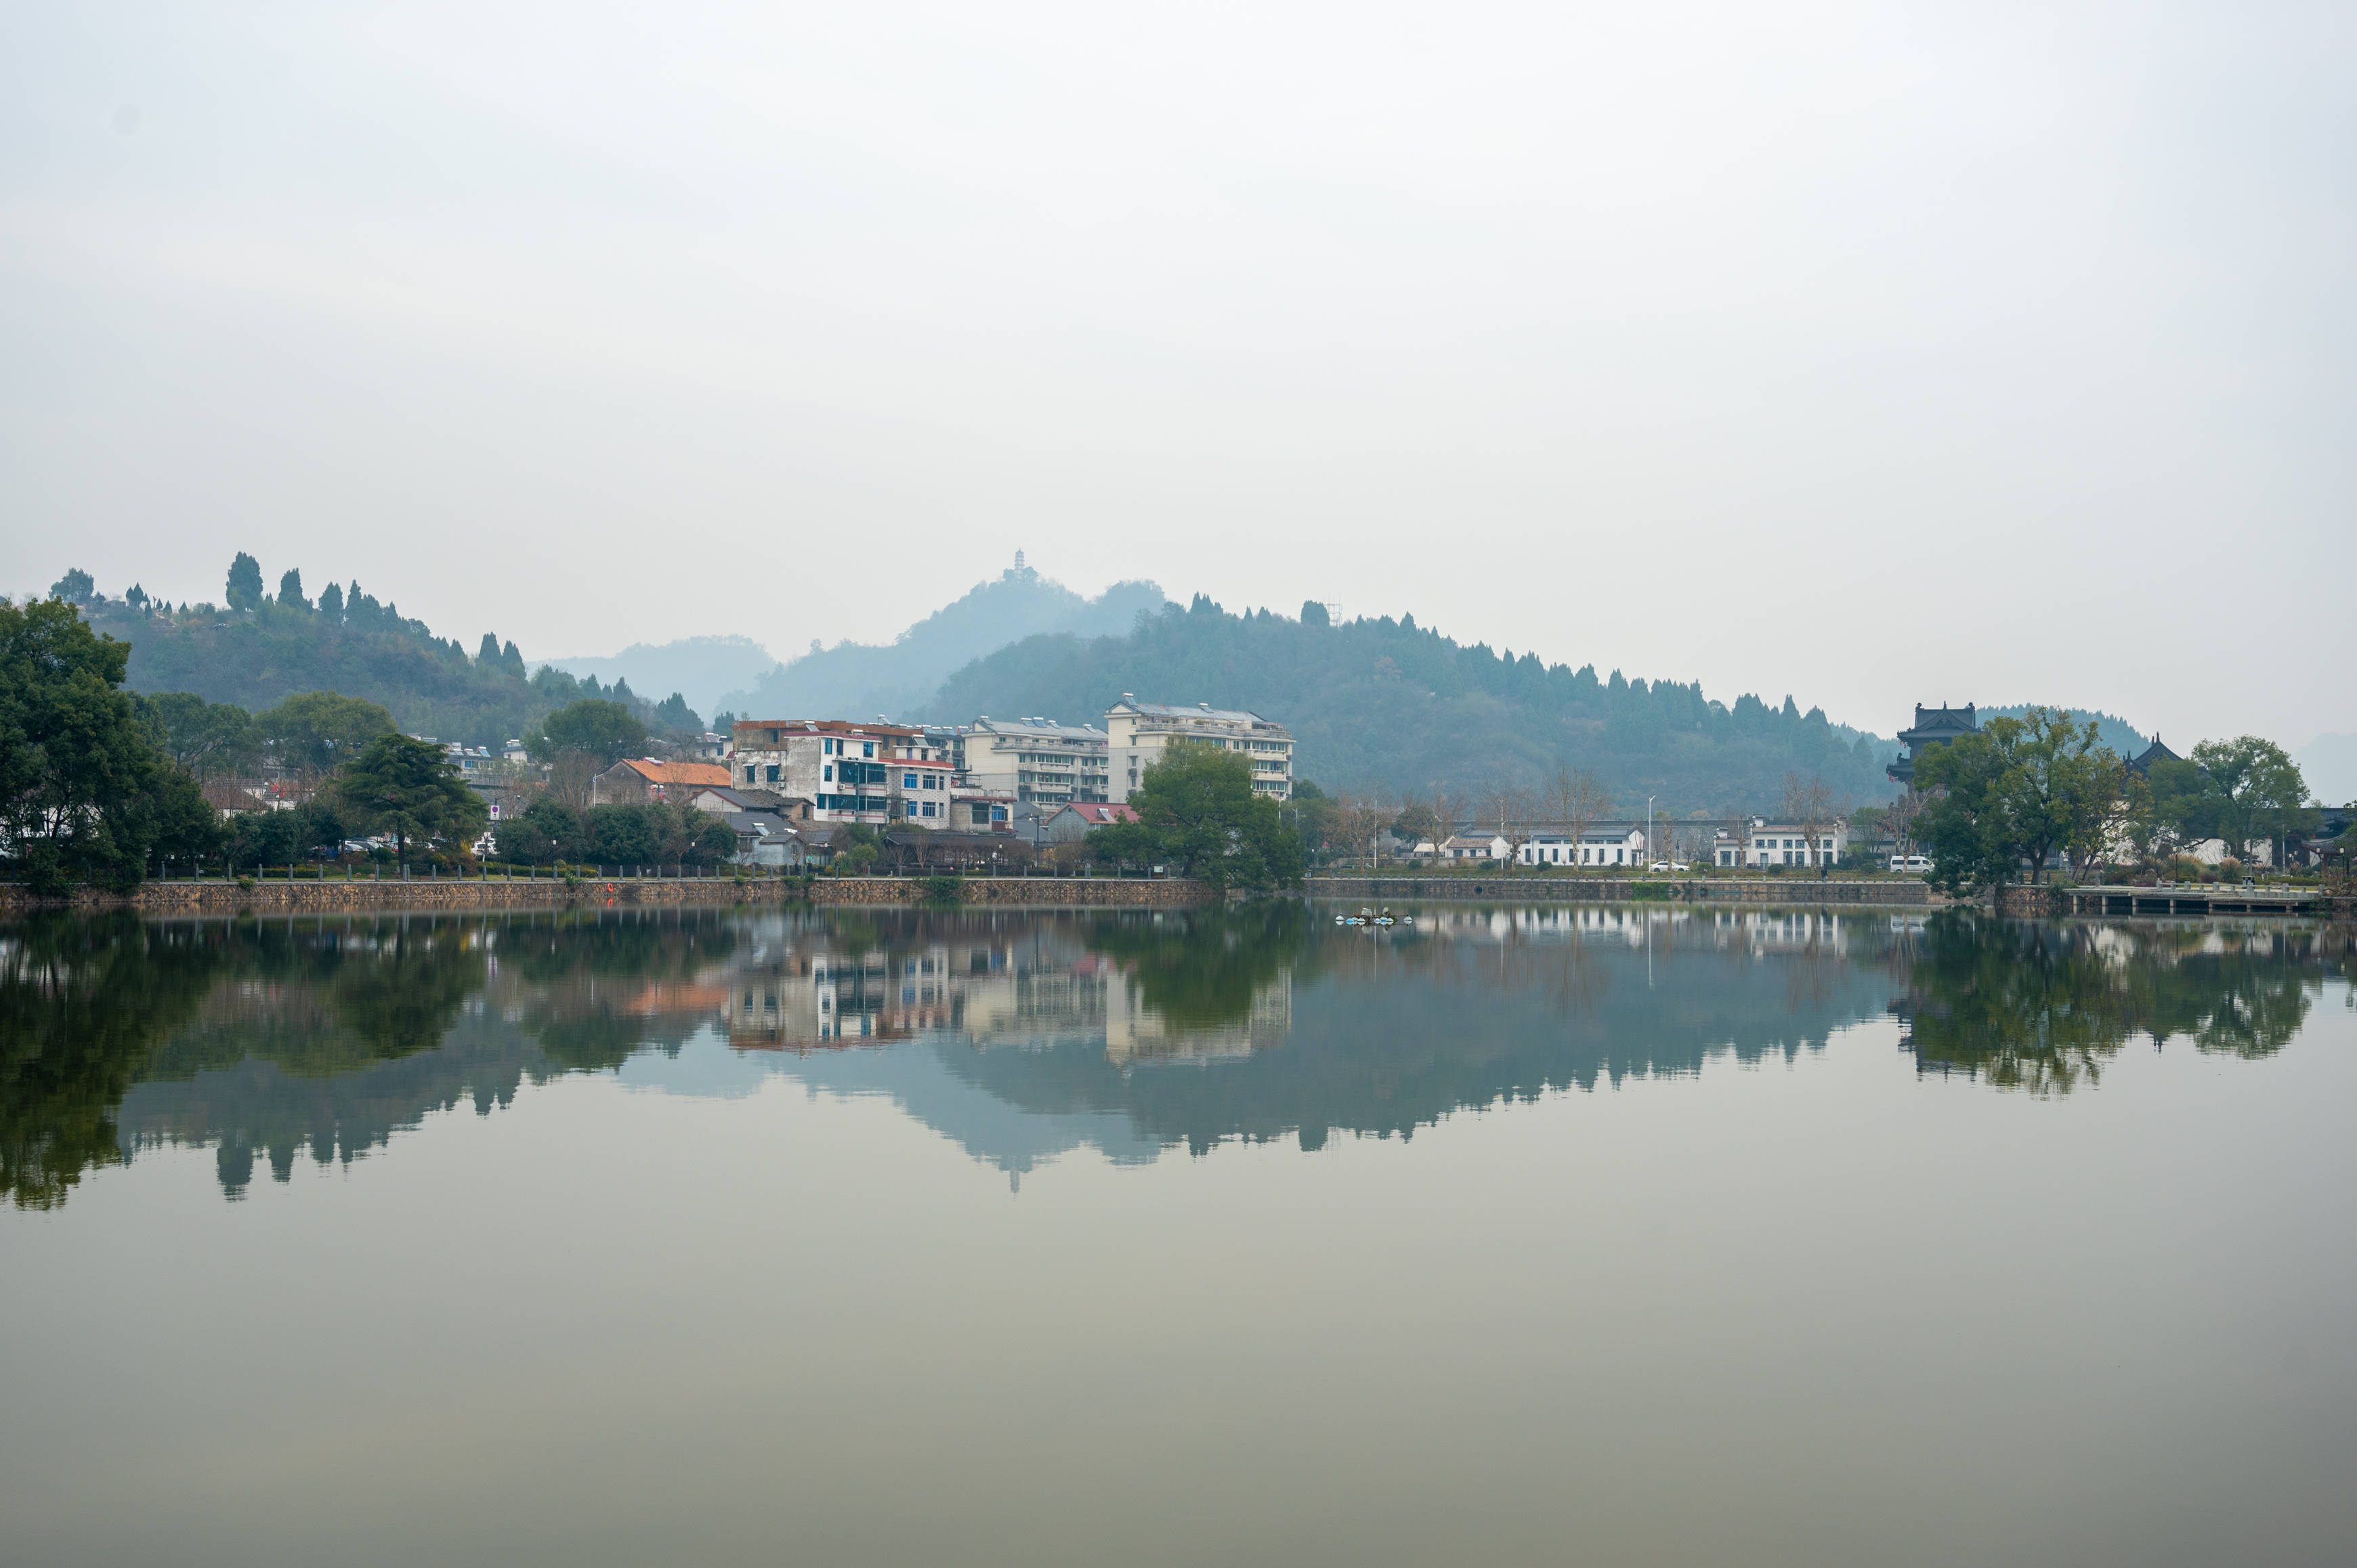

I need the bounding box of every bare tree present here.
[1392,788,1464,863]
[1487,778,1535,868]
[547,752,601,811]
[1884,787,1926,860]
[1781,773,1845,881]
[1330,791,1388,868]
[1544,764,1612,873]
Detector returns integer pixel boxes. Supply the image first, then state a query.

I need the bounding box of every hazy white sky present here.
[5,2,2350,746]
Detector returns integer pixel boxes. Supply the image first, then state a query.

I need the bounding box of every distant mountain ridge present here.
[543,635,778,720]
[718,559,1169,723]
[926,596,1899,812]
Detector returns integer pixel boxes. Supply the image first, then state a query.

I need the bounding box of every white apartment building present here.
[1105,696,1294,803]
[729,719,956,827]
[1715,818,1848,868]
[951,717,1110,807]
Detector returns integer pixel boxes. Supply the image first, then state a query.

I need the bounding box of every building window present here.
[763,765,779,783]
[744,767,756,784]
[862,742,874,758]
[903,773,918,789]
[823,765,833,782]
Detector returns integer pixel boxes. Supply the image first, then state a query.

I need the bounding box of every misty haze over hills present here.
[543,635,780,721]
[713,560,1168,723]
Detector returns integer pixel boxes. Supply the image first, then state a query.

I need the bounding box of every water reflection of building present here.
[704,918,1292,1065]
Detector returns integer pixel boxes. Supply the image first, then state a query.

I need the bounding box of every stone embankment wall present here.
[1993,885,2058,916]
[0,874,1212,916]
[1305,875,1936,907]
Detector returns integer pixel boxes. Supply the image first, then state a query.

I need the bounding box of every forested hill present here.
[62,561,695,746]
[927,597,1897,812]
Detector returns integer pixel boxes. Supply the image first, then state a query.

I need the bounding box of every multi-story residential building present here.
[728,719,957,827]
[1714,818,1848,868]
[1105,696,1293,803]
[950,717,1111,806]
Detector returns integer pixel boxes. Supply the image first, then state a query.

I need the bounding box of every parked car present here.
[1889,854,1932,874]
[1648,862,1690,873]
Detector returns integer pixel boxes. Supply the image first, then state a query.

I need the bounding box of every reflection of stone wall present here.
[811,878,1214,908]
[3,874,1214,915]
[1307,876,1935,906]
[3,876,801,915]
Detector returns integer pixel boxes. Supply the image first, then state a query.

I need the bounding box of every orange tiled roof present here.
[617,759,734,788]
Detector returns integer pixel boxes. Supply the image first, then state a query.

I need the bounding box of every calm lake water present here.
[5,904,2354,1567]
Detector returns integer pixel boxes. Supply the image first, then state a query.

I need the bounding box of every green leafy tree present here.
[257,690,396,778]
[494,797,591,864]
[1913,708,2121,893]
[328,734,488,867]
[139,692,261,777]
[1088,742,1307,891]
[317,581,345,621]
[49,568,95,605]
[225,552,264,612]
[530,698,645,767]
[0,597,203,891]
[2190,737,2310,864]
[652,692,701,736]
[589,804,661,865]
[277,568,307,610]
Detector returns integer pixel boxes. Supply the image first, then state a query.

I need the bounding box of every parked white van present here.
[1889,854,1932,874]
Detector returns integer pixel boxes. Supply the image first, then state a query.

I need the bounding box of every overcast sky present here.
[5,2,2350,748]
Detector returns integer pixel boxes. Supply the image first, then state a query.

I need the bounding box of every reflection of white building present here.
[706,919,1296,1065]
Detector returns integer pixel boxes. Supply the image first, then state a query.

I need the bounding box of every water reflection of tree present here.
[498,910,741,1072]
[2,909,745,1205]
[1081,902,1312,1029]
[0,915,221,1208]
[1892,914,2324,1093]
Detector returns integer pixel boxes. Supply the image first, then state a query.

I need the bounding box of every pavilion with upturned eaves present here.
[1888,704,1978,786]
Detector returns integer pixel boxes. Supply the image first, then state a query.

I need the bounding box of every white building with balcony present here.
[1105,696,1293,803]
[729,719,956,827]
[952,717,1110,807]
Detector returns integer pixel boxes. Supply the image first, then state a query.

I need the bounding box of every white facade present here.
[1105,696,1293,803]
[954,718,1109,806]
[729,719,956,827]
[1714,818,1848,868]
[1516,826,1650,867]
[1415,822,1652,866]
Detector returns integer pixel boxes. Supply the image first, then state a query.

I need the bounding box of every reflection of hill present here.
[7,906,2348,1205]
[921,910,1899,1160]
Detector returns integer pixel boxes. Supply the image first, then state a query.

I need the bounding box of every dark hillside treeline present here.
[928,597,1897,811]
[69,563,700,747]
